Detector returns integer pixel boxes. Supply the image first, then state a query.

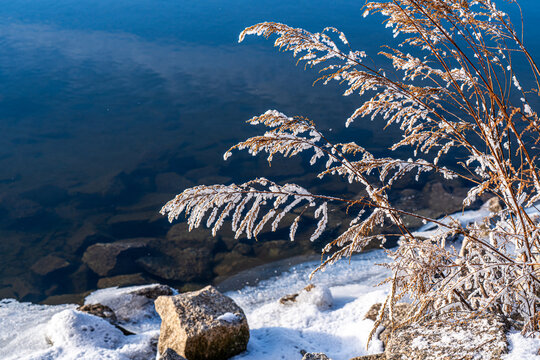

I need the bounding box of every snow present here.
[217,312,241,323]
[84,284,176,333]
[1,246,539,359]
[46,310,124,349]
[0,299,157,360]
[504,331,540,360]
[294,284,333,310]
[0,299,75,359]
[227,250,390,359]
[414,202,492,237]
[40,309,156,359]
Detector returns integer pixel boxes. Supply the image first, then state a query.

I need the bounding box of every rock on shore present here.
[155,285,249,360]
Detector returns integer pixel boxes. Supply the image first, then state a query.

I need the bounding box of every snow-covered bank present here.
[228,250,390,359]
[2,204,540,360]
[0,250,389,360]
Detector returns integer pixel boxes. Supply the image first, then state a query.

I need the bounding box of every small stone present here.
[279,293,299,304]
[131,284,174,299]
[155,285,249,360]
[77,303,118,323]
[302,353,332,360]
[279,284,333,309]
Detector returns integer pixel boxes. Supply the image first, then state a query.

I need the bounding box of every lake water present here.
[1,0,539,303]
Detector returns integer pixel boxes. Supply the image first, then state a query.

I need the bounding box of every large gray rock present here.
[155,285,249,360]
[385,312,508,360]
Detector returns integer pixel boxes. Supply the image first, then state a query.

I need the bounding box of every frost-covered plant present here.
[162,0,540,334]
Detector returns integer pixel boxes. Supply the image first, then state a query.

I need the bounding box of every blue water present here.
[0,0,539,302]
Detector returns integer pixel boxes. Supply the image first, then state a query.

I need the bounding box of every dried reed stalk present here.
[162,0,540,335]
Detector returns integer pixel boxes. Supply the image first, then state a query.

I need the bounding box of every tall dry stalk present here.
[162,0,540,334]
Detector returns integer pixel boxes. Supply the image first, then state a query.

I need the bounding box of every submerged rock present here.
[165,224,219,252]
[82,238,153,276]
[30,255,71,276]
[97,273,153,289]
[4,276,41,302]
[155,285,249,360]
[136,248,211,282]
[212,251,261,278]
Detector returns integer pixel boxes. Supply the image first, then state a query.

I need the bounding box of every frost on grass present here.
[162,0,540,337]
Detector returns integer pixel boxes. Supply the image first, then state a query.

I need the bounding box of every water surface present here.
[1,0,539,302]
